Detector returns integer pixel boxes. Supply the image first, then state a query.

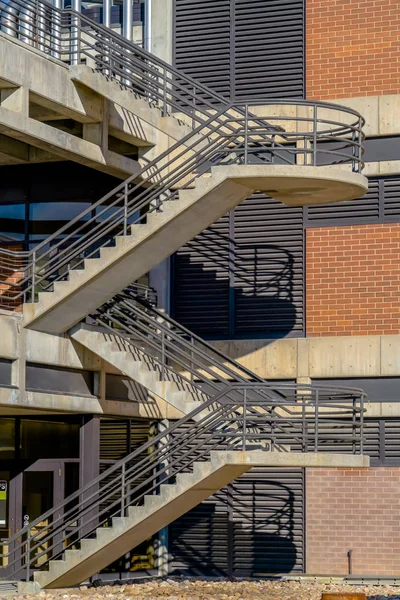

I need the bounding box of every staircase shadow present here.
[169,478,299,576]
[172,225,300,342]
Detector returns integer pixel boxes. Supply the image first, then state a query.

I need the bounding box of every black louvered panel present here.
[231,468,304,575]
[384,420,400,464]
[234,0,304,100]
[234,195,304,336]
[169,490,229,576]
[363,420,381,465]
[174,0,231,98]
[306,178,380,226]
[173,215,230,337]
[100,419,151,461]
[384,177,400,222]
[100,419,129,461]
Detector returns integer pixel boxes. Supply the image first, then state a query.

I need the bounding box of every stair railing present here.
[0,97,364,308]
[0,382,364,581]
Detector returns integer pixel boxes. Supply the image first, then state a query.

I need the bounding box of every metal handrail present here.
[0,98,365,307]
[0,381,364,581]
[0,0,365,309]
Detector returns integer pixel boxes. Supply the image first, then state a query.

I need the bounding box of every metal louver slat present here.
[174,0,231,98]
[384,177,400,222]
[234,0,304,99]
[173,0,304,101]
[169,466,305,576]
[231,468,304,576]
[384,420,400,463]
[173,215,230,338]
[306,179,380,226]
[234,195,304,336]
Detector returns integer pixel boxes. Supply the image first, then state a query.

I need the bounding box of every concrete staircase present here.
[25,450,368,590]
[70,324,206,416]
[23,164,366,335]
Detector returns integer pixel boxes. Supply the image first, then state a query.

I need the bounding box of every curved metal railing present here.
[0,381,365,581]
[0,98,364,308]
[0,0,365,310]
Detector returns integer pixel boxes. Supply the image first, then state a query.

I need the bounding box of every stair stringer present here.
[70,324,208,416]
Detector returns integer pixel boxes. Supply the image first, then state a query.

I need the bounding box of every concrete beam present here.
[0,104,140,178]
[0,34,103,123]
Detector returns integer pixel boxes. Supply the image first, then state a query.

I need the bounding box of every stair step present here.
[175,472,195,488]
[64,549,82,567]
[144,494,163,509]
[48,559,67,577]
[96,526,114,541]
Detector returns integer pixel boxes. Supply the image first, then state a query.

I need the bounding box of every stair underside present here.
[23,165,367,334]
[32,450,368,589]
[70,324,203,415]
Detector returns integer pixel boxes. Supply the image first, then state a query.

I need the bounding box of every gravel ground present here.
[8,579,400,600]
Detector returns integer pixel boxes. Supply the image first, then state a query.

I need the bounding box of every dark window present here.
[26,363,96,397]
[313,377,400,403]
[173,0,305,101]
[0,359,12,387]
[105,374,147,402]
[20,419,80,459]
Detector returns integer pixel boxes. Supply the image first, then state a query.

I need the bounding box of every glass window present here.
[0,204,26,242]
[20,420,79,459]
[29,202,91,243]
[0,419,15,459]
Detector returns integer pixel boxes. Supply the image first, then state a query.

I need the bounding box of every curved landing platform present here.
[224,164,369,206]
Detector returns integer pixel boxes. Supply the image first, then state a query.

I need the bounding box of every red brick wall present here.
[0,244,24,312]
[306,0,400,99]
[306,224,400,336]
[306,467,400,575]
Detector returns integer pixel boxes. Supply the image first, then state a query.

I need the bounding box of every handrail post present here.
[360,394,364,455]
[315,389,319,452]
[313,104,318,166]
[31,251,36,304]
[242,388,247,451]
[121,463,125,516]
[358,116,363,173]
[26,528,30,582]
[123,183,128,236]
[244,104,249,165]
[162,67,167,117]
[161,329,165,380]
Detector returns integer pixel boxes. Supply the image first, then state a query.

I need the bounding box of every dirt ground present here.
[10,578,400,600]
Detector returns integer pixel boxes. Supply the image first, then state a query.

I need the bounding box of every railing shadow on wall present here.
[169,480,298,577]
[173,229,299,341]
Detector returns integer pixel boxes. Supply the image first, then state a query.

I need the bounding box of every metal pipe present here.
[0,0,18,37]
[122,0,133,40]
[103,0,111,28]
[71,0,81,65]
[18,2,35,46]
[51,0,62,59]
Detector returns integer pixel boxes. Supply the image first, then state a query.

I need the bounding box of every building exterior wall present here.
[306,467,400,575]
[306,0,400,99]
[306,224,400,337]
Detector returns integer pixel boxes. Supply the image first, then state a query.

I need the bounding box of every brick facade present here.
[306,0,400,99]
[306,467,400,575]
[306,223,400,336]
[0,244,24,312]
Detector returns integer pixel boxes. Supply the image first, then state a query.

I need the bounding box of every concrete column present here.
[79,415,100,487]
[154,419,169,576]
[82,99,109,153]
[149,258,170,313]
[150,0,172,62]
